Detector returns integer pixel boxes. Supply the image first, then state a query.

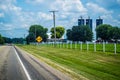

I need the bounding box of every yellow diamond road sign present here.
[36,36,42,42]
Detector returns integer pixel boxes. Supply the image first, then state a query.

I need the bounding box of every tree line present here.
[66,25,92,42]
[26,24,120,44]
[26,25,65,44]
[96,24,120,42]
[0,25,61,44]
[0,34,4,44]
[0,36,25,44]
[67,24,120,43]
[0,24,120,44]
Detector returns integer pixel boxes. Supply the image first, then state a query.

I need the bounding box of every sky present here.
[0,0,120,38]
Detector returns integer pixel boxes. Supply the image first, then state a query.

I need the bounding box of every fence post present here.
[61,42,63,48]
[64,42,65,48]
[66,42,67,48]
[58,42,59,48]
[67,42,68,49]
[71,41,72,49]
[87,42,89,51]
[46,42,47,46]
[80,42,82,51]
[75,42,77,49]
[114,43,116,54]
[60,42,62,48]
[103,42,105,52]
[65,42,66,48]
[51,42,52,47]
[52,42,53,47]
[94,43,96,52]
[60,42,61,48]
[62,42,63,48]
[52,42,54,47]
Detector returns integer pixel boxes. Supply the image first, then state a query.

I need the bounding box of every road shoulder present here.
[15,46,72,80]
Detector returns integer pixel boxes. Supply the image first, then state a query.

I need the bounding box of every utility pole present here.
[49,10,58,47]
[35,26,36,44]
[24,34,26,45]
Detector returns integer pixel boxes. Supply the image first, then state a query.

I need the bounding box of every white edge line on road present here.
[13,47,32,80]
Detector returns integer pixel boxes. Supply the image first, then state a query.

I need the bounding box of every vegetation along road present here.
[18,44,120,80]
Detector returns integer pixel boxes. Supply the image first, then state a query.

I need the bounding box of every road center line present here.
[13,47,32,80]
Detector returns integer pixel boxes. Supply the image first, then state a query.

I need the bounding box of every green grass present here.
[48,43,120,53]
[18,44,120,80]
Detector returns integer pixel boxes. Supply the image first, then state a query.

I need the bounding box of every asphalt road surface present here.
[0,46,71,80]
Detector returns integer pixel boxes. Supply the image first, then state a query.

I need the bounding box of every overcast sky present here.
[0,0,120,38]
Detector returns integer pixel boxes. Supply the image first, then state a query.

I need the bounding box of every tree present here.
[26,25,48,43]
[3,37,12,43]
[109,26,120,42]
[0,34,4,44]
[12,38,24,44]
[96,24,112,41]
[50,26,65,39]
[26,32,35,43]
[66,29,72,40]
[66,25,93,42]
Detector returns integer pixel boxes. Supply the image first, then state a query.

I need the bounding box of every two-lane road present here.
[0,46,71,80]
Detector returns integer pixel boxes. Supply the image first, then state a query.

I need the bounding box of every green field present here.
[18,44,120,80]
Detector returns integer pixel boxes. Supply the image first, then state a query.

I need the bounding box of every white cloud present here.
[10,5,22,12]
[14,11,53,29]
[0,23,13,31]
[26,0,43,4]
[119,14,120,17]
[51,0,87,13]
[0,0,17,11]
[50,0,87,28]
[38,12,52,20]
[0,0,16,4]
[0,1,29,31]
[85,2,116,25]
[0,5,7,11]
[86,3,113,14]
[0,13,4,17]
[86,3,120,27]
[1,0,119,38]
[101,14,120,26]
[117,0,120,4]
[1,0,87,35]
[0,3,22,15]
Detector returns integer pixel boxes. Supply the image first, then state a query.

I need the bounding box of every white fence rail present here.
[45,42,119,54]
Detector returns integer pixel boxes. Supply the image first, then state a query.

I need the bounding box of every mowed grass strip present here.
[18,45,120,80]
[52,43,120,53]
